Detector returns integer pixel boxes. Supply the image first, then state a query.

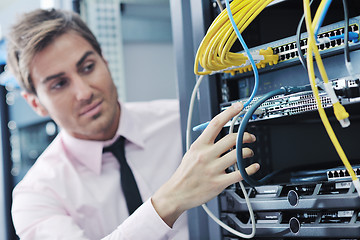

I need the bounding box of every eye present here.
[82,62,95,74]
[50,78,68,90]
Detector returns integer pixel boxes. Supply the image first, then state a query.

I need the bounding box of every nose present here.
[72,75,93,101]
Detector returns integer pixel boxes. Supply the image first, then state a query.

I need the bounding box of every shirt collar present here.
[117,102,145,148]
[60,101,145,175]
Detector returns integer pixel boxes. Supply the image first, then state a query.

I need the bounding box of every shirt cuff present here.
[118,198,175,239]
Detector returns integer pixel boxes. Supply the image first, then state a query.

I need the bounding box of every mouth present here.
[79,100,103,117]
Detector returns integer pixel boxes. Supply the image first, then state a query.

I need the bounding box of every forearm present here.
[151,102,260,228]
[103,198,174,240]
[151,177,188,228]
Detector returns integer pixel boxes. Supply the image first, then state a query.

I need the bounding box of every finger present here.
[212,133,237,157]
[243,132,256,143]
[208,131,256,161]
[218,147,254,170]
[243,163,260,178]
[216,148,237,170]
[213,132,255,157]
[221,163,260,186]
[242,147,254,159]
[198,102,243,144]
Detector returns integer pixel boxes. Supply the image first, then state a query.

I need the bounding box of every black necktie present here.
[103,136,143,215]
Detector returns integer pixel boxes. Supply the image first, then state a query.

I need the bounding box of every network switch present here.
[273,23,359,63]
[220,75,360,125]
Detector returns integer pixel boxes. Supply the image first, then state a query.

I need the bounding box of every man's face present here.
[25,32,120,141]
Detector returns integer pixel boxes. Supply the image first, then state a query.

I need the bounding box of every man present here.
[7,9,259,239]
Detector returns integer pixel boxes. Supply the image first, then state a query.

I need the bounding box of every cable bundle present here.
[302,0,360,195]
[189,1,360,238]
[194,0,276,75]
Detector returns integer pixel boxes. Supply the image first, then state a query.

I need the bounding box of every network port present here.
[273,23,359,63]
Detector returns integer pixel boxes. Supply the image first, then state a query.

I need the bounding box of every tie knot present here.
[103,136,126,153]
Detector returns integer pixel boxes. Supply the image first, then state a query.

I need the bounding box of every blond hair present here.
[7,9,102,94]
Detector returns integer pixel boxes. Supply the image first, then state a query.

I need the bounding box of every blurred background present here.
[0,0,178,239]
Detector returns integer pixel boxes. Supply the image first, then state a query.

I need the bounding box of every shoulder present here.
[15,133,70,189]
[123,99,179,117]
[123,99,180,126]
[122,99,181,137]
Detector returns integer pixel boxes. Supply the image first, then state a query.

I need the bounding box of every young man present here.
[7,9,259,239]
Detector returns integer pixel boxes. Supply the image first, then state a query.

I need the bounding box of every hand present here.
[152,102,260,227]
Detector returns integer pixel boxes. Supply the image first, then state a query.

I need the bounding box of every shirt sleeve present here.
[12,185,175,240]
[12,187,90,239]
[102,198,176,240]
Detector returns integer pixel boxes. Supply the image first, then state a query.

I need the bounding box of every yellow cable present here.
[311,0,327,30]
[307,0,350,123]
[194,0,275,75]
[303,0,357,181]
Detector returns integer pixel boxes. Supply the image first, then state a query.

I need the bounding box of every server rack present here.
[0,82,16,239]
[172,0,360,239]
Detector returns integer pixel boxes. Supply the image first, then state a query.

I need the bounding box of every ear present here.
[21,91,49,117]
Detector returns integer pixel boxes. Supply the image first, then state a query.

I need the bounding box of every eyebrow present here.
[42,51,95,84]
[42,72,66,84]
[76,51,95,68]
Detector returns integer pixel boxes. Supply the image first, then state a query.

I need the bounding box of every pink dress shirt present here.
[12,99,189,240]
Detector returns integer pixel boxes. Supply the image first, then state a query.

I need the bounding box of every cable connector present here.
[330,32,359,43]
[317,37,331,44]
[324,82,350,128]
[317,32,360,44]
[223,47,279,75]
[353,178,360,198]
[333,102,350,127]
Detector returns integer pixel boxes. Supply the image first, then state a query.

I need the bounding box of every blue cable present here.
[314,0,333,42]
[236,85,312,186]
[329,32,359,43]
[224,0,259,109]
[193,0,260,132]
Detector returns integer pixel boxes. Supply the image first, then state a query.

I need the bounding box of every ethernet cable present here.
[306,0,351,128]
[235,86,312,186]
[316,32,359,44]
[307,0,349,126]
[303,0,360,196]
[193,0,276,132]
[314,0,359,49]
[187,0,278,237]
[224,0,259,96]
[296,0,358,74]
[216,0,224,12]
[296,0,312,71]
[314,0,333,42]
[194,0,275,75]
[193,0,261,132]
[342,0,356,77]
[342,0,350,63]
[186,74,256,238]
[296,0,358,101]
